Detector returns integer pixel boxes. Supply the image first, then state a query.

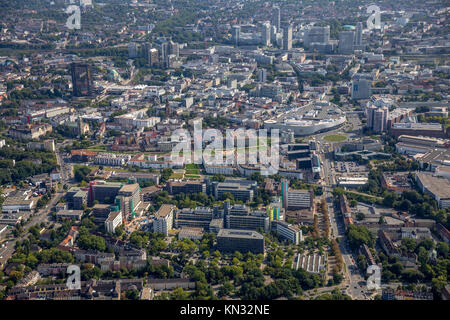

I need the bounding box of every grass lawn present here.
[170,172,184,179]
[323,134,347,142]
[184,174,202,179]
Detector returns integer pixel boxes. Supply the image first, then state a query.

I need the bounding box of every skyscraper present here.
[70,63,93,97]
[168,40,179,57]
[231,25,241,46]
[355,22,363,46]
[281,180,289,209]
[261,22,271,46]
[272,6,280,32]
[258,68,267,83]
[351,78,371,100]
[282,24,292,51]
[128,42,138,58]
[305,26,330,48]
[160,41,170,68]
[338,31,355,54]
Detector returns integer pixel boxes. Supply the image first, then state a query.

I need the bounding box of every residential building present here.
[105,210,123,233]
[153,204,175,236]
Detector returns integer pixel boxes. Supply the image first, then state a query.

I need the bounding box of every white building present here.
[153,204,175,236]
[273,221,302,244]
[95,153,131,167]
[105,211,123,233]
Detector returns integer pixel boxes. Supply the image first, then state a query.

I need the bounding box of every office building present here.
[305,26,330,48]
[355,22,363,47]
[160,41,169,68]
[272,221,302,245]
[272,6,281,32]
[153,204,175,236]
[389,122,447,139]
[178,227,203,241]
[70,63,94,96]
[168,40,179,57]
[55,210,84,221]
[351,78,372,100]
[282,25,292,51]
[257,68,267,83]
[116,183,141,220]
[415,173,450,209]
[281,180,289,209]
[166,181,206,195]
[174,207,213,230]
[148,48,159,67]
[65,187,88,210]
[128,43,138,58]
[286,189,313,210]
[261,22,271,46]
[338,31,355,54]
[88,181,123,206]
[231,25,241,46]
[217,229,264,254]
[224,204,270,232]
[92,204,112,224]
[215,181,255,202]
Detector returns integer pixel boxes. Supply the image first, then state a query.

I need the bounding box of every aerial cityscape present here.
[0,0,449,304]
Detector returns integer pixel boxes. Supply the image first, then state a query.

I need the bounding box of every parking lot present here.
[335,161,367,173]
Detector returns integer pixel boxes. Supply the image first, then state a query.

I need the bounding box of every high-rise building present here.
[261,22,271,46]
[70,63,93,96]
[338,31,355,54]
[160,42,170,68]
[116,183,141,220]
[351,78,372,100]
[281,180,289,209]
[305,26,330,48]
[257,68,267,83]
[153,204,175,236]
[128,42,138,58]
[148,48,159,67]
[231,25,241,46]
[366,105,378,129]
[282,24,293,51]
[355,22,363,47]
[272,6,281,32]
[366,105,390,133]
[168,40,179,57]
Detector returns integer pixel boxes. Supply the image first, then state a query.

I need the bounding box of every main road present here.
[0,142,75,268]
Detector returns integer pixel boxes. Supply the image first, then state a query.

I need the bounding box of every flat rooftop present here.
[156,204,174,218]
[416,172,450,199]
[217,229,263,240]
[119,183,140,193]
